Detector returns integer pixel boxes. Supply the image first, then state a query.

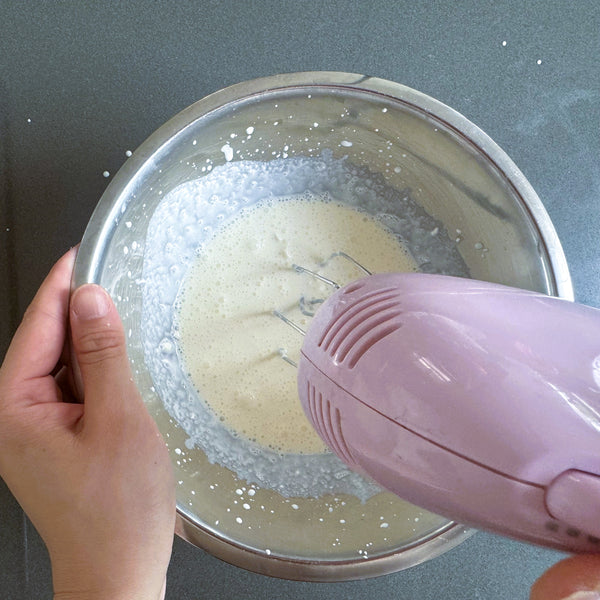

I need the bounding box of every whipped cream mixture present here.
[142,153,466,498]
[176,195,417,454]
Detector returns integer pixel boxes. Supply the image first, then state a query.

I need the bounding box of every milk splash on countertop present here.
[141,151,468,499]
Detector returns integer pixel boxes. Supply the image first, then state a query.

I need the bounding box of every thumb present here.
[70,284,138,419]
[531,555,600,600]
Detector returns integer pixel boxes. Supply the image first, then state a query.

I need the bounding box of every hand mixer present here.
[283,263,600,553]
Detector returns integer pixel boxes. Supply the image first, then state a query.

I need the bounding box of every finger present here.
[54,366,79,404]
[530,555,600,600]
[0,248,77,387]
[54,334,84,403]
[69,284,143,423]
[53,330,73,377]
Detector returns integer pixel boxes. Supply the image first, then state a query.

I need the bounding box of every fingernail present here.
[71,285,111,320]
[563,592,600,600]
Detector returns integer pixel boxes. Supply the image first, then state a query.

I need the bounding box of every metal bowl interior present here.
[74,72,572,581]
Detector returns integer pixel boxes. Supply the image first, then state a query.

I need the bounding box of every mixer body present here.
[298,273,600,553]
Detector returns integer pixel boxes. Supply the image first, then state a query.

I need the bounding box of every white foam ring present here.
[141,151,468,500]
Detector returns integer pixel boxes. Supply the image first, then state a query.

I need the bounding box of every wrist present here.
[52,563,167,600]
[50,545,169,600]
[54,582,165,600]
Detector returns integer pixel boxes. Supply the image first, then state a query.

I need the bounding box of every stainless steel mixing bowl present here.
[74,72,572,581]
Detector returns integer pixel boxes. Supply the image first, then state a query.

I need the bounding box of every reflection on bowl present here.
[74,72,572,581]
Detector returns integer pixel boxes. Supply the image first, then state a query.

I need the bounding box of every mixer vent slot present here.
[318,287,403,369]
[306,382,354,466]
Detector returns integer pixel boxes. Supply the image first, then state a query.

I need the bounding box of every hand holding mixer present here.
[281,261,600,554]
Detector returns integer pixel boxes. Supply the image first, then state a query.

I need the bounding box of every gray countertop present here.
[1,2,598,598]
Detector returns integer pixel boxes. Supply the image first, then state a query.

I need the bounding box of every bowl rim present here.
[74,70,573,300]
[175,513,475,581]
[74,71,573,581]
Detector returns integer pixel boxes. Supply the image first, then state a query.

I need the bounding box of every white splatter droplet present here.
[221,144,234,162]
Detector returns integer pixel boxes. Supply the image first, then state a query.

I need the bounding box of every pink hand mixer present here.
[294,270,600,553]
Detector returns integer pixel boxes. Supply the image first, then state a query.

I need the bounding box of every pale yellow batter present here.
[176,195,417,454]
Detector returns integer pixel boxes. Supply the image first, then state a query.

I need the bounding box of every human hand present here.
[531,555,600,599]
[0,248,176,600]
